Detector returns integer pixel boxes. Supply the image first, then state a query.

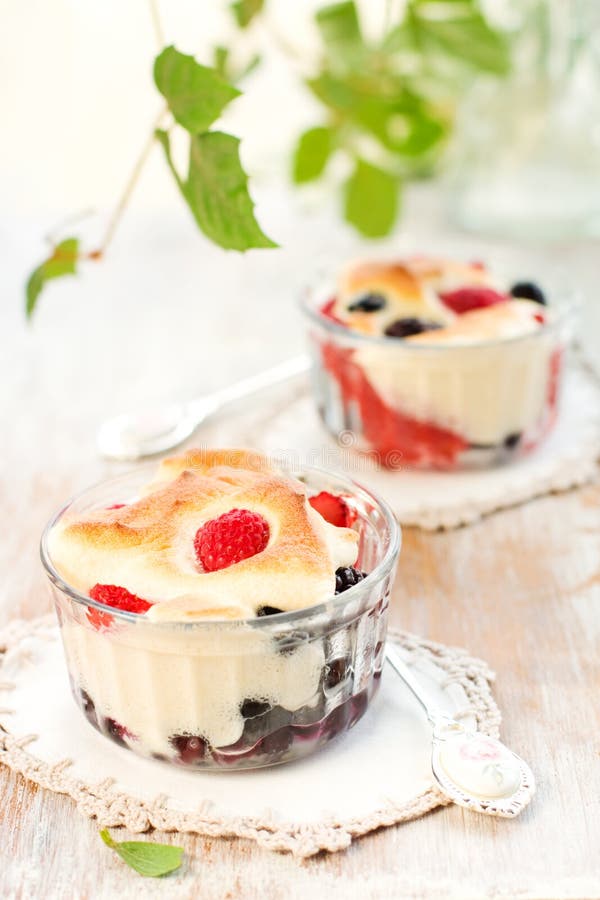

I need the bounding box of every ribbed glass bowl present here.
[300,277,578,470]
[41,463,401,770]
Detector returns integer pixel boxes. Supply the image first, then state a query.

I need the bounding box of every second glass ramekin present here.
[301,279,577,470]
[41,463,401,770]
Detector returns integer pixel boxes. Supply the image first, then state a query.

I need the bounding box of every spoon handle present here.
[385,644,535,817]
[202,354,311,413]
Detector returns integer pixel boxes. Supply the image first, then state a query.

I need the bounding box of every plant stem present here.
[44,209,95,248]
[383,0,395,37]
[149,0,166,48]
[90,0,167,258]
[92,108,167,258]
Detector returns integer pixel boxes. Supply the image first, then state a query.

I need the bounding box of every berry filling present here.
[320,298,346,325]
[321,340,468,467]
[194,508,270,572]
[309,491,357,528]
[439,286,508,314]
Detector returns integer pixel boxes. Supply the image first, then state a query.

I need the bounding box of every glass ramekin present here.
[40,463,401,770]
[300,276,578,470]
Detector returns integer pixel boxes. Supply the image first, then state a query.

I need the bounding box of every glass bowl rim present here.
[299,275,580,351]
[40,460,402,630]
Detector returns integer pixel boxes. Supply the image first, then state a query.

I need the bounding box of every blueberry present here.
[324,657,351,689]
[348,293,386,313]
[240,699,271,719]
[79,689,98,726]
[335,566,366,594]
[510,281,546,305]
[169,733,209,764]
[257,605,283,617]
[103,718,129,747]
[384,318,442,338]
[504,432,522,449]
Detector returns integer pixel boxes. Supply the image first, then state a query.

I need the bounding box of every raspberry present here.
[309,491,357,528]
[440,286,508,314]
[88,584,152,629]
[90,583,152,613]
[195,508,270,572]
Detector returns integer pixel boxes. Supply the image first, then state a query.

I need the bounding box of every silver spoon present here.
[385,644,535,817]
[97,354,311,461]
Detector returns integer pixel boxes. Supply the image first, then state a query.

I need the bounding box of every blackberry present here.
[335,566,366,594]
[510,281,546,305]
[384,318,442,339]
[348,293,386,313]
[257,605,283,617]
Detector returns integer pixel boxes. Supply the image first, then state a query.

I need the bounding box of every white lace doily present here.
[202,361,600,530]
[0,617,500,857]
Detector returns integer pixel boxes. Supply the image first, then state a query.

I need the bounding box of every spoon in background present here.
[97,354,311,461]
[385,644,535,817]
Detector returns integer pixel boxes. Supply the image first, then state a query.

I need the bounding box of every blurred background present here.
[2,0,600,478]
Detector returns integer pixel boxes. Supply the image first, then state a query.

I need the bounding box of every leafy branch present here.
[25,0,509,316]
[292,0,510,237]
[26,37,275,318]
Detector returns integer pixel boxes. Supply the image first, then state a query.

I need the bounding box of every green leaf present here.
[154,46,240,133]
[230,0,264,28]
[25,237,79,319]
[307,73,446,157]
[155,129,184,198]
[157,129,277,251]
[420,11,510,74]
[344,159,400,238]
[213,45,230,79]
[393,3,510,75]
[100,829,183,878]
[292,126,336,183]
[316,1,365,72]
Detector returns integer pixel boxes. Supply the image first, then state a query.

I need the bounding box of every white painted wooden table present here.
[2,194,600,899]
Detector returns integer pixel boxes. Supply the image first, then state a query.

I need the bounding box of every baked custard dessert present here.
[302,256,574,469]
[42,450,400,769]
